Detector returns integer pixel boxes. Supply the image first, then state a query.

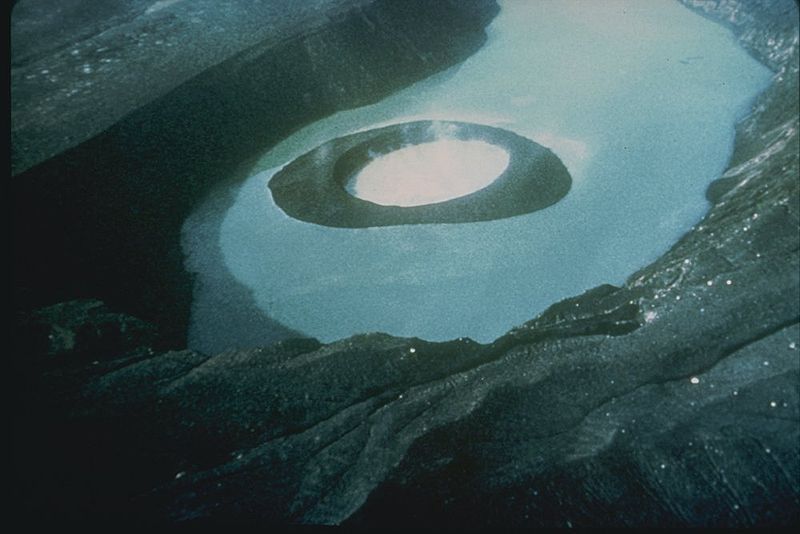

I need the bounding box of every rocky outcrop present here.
[11,0,799,528]
[17,299,158,360]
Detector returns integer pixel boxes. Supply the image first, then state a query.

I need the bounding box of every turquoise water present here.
[185,0,772,348]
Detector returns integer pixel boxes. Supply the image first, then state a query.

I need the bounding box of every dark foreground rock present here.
[10,0,800,528]
[17,299,158,360]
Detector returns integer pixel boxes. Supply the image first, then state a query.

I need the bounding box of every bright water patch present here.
[346,140,510,207]
[184,0,773,349]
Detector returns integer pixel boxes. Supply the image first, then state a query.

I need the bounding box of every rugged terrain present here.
[11,0,800,527]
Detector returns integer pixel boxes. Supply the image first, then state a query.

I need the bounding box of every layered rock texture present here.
[11,0,800,527]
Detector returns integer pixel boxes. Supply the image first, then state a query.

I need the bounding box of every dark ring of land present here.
[268,120,572,227]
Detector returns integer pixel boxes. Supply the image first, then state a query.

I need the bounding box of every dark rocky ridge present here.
[10,0,800,528]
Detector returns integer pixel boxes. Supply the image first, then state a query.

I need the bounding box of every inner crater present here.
[267,120,572,228]
[345,139,510,207]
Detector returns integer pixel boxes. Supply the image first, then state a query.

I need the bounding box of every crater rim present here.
[268,120,572,228]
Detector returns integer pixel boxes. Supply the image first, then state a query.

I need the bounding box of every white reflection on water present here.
[346,140,510,207]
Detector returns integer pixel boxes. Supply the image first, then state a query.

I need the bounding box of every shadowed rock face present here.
[10,0,800,528]
[10,0,377,174]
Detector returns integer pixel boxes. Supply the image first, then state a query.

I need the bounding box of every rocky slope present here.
[11,0,800,527]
